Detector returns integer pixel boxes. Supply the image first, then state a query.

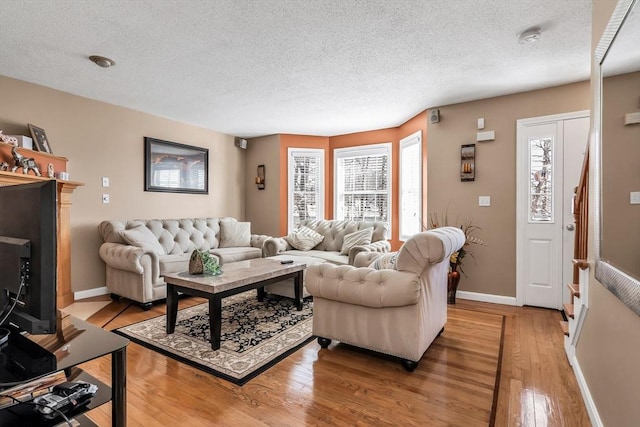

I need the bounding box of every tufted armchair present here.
[305,227,465,371]
[98,218,270,308]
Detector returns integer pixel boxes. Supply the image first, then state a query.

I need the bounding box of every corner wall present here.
[0,76,245,294]
[573,1,640,425]
[426,82,589,297]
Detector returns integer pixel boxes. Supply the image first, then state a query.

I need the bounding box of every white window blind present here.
[334,143,391,224]
[288,148,324,233]
[399,131,422,240]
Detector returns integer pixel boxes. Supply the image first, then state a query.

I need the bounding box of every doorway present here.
[516,111,589,309]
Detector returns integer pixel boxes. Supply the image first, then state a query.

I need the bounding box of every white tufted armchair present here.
[305,227,465,371]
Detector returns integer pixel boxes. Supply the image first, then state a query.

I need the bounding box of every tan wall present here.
[0,76,245,293]
[600,71,640,278]
[244,134,281,236]
[575,1,640,425]
[426,82,589,297]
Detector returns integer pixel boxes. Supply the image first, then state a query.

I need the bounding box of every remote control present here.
[280,260,294,264]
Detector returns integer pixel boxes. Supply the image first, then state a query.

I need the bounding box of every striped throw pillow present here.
[368,252,398,270]
[340,228,374,255]
[285,226,325,251]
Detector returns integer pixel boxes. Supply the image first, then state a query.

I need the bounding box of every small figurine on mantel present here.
[11,146,41,176]
[47,163,55,178]
[0,131,18,146]
[0,162,9,171]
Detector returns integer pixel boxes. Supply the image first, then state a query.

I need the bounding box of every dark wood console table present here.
[0,316,128,426]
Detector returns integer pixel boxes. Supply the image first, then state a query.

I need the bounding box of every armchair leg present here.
[438,327,445,337]
[402,360,418,372]
[110,293,121,301]
[317,337,331,348]
[140,302,153,311]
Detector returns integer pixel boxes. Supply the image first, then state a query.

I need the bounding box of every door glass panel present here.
[529,137,553,222]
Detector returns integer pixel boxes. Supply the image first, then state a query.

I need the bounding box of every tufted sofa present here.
[305,227,465,371]
[263,219,391,266]
[98,217,269,308]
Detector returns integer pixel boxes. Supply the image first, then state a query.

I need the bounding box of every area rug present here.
[114,292,313,385]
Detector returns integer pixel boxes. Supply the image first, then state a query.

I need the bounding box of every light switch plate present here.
[479,196,491,207]
[102,194,110,204]
[631,191,640,204]
[477,118,485,130]
[102,177,110,187]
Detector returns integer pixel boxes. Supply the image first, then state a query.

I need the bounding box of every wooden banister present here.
[572,148,589,283]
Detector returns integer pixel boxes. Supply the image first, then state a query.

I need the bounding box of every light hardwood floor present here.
[79,297,590,426]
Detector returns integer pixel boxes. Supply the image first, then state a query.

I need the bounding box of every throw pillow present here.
[340,228,373,255]
[368,252,398,270]
[220,221,251,247]
[285,226,325,251]
[119,225,165,255]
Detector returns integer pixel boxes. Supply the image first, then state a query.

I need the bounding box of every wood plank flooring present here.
[78,297,590,426]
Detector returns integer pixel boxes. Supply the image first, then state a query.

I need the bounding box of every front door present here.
[516,111,589,309]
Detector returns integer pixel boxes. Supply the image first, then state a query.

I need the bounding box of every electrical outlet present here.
[102,177,110,187]
[102,194,110,204]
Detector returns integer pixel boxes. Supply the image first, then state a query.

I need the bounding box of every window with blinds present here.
[288,148,324,233]
[334,143,391,224]
[399,131,422,240]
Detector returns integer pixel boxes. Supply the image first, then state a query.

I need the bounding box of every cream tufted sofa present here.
[263,219,391,266]
[305,227,465,371]
[98,218,269,308]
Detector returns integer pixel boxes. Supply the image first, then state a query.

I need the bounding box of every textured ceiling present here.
[0,0,592,137]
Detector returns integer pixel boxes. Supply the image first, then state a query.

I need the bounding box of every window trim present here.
[333,142,392,226]
[399,130,422,241]
[287,147,325,234]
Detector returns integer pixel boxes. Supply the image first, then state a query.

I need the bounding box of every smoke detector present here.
[518,27,541,45]
[89,55,116,68]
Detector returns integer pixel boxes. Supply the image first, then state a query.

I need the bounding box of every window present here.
[288,148,324,233]
[399,131,422,240]
[334,143,391,224]
[529,136,553,222]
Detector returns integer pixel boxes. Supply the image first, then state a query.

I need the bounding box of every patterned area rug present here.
[114,292,313,385]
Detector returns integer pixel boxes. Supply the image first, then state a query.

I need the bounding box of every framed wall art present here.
[28,124,53,154]
[144,137,209,194]
[460,144,475,182]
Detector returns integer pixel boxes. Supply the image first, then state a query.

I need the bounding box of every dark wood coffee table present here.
[164,258,306,350]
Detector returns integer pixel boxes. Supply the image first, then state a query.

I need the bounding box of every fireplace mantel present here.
[0,170,83,309]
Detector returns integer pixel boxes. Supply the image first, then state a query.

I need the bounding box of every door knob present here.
[566,224,575,231]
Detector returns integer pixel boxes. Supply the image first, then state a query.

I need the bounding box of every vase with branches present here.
[426,210,484,303]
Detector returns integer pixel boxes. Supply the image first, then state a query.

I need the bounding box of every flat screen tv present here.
[0,180,57,335]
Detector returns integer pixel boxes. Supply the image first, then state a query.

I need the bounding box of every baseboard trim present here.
[74,286,109,301]
[456,290,518,306]
[571,355,603,427]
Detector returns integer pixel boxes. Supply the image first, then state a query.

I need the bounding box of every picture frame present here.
[144,137,209,194]
[460,144,476,182]
[28,124,53,154]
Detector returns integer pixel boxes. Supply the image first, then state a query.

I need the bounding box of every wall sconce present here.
[255,164,265,190]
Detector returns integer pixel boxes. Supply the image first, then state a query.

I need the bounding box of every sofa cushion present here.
[219,220,251,247]
[211,247,261,264]
[340,228,373,255]
[283,250,348,265]
[369,252,398,270]
[119,225,165,255]
[159,253,192,275]
[285,226,325,251]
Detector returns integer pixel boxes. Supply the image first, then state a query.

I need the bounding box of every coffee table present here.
[164,258,306,350]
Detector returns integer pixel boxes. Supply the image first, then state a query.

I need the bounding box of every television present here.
[0,180,57,335]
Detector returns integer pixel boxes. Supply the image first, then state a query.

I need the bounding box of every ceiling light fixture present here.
[89,55,116,68]
[518,27,541,45]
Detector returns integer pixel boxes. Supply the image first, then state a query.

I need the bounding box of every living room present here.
[0,0,639,426]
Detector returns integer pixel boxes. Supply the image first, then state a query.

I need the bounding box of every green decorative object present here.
[188,250,222,275]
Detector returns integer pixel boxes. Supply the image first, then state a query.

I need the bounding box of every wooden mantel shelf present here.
[0,169,84,309]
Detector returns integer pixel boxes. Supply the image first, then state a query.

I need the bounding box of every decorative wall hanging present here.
[256,164,265,190]
[144,137,208,194]
[460,144,475,182]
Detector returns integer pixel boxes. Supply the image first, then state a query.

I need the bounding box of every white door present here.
[516,111,589,309]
